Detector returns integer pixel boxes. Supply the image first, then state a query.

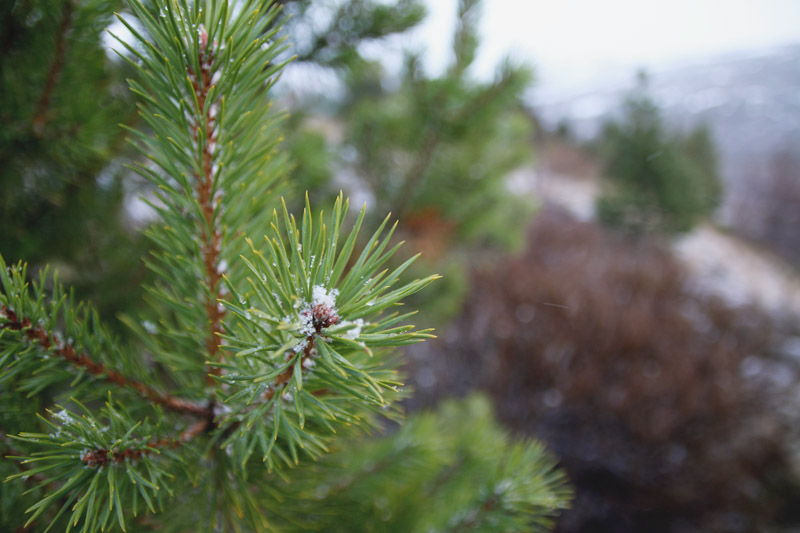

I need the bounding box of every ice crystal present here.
[298,285,340,335]
[293,338,309,353]
[340,319,364,340]
[54,409,74,425]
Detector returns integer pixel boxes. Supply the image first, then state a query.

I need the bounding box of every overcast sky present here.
[411,0,800,89]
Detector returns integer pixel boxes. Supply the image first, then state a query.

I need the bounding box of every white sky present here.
[413,0,800,88]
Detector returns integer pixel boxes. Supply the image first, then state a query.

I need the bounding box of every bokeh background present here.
[2,0,800,530]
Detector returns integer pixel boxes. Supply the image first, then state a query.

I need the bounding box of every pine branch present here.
[0,254,211,419]
[6,399,180,532]
[79,417,210,468]
[116,0,291,394]
[189,24,226,382]
[261,277,341,403]
[257,395,572,532]
[394,57,524,220]
[1,304,209,417]
[213,195,439,470]
[32,0,76,136]
[287,0,425,67]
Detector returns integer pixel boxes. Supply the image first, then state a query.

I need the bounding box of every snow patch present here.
[297,285,341,335]
[340,319,364,340]
[312,285,338,310]
[54,409,74,425]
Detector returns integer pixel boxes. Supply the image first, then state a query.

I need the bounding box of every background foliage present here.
[0,0,146,321]
[596,74,722,234]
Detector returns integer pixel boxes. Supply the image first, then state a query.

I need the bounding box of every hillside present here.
[521,141,800,321]
[533,45,800,225]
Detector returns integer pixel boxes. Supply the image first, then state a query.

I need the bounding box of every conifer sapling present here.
[1,0,570,531]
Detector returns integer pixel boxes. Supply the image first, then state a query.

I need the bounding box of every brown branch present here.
[0,305,211,418]
[80,417,211,468]
[188,29,225,385]
[32,0,76,136]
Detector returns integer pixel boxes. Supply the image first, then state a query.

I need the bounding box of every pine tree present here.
[338,0,535,251]
[596,73,722,234]
[0,0,147,322]
[1,1,569,531]
[292,0,537,321]
[278,0,427,214]
[278,0,425,68]
[0,0,424,326]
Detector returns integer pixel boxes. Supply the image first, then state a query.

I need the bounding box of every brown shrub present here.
[733,150,800,267]
[409,207,798,532]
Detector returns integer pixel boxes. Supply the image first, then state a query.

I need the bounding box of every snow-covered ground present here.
[520,160,800,321]
[675,226,800,319]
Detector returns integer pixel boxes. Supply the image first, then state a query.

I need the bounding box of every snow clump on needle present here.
[298,285,340,335]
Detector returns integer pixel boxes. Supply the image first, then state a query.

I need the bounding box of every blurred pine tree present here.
[286,0,538,321]
[596,73,722,234]
[1,1,570,531]
[0,0,147,321]
[337,0,536,251]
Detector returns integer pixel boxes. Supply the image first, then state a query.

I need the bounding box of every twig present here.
[0,305,211,418]
[394,70,517,220]
[80,417,211,467]
[263,301,338,401]
[32,0,76,136]
[189,28,225,384]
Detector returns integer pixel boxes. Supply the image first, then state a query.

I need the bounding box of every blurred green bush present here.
[596,73,722,234]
